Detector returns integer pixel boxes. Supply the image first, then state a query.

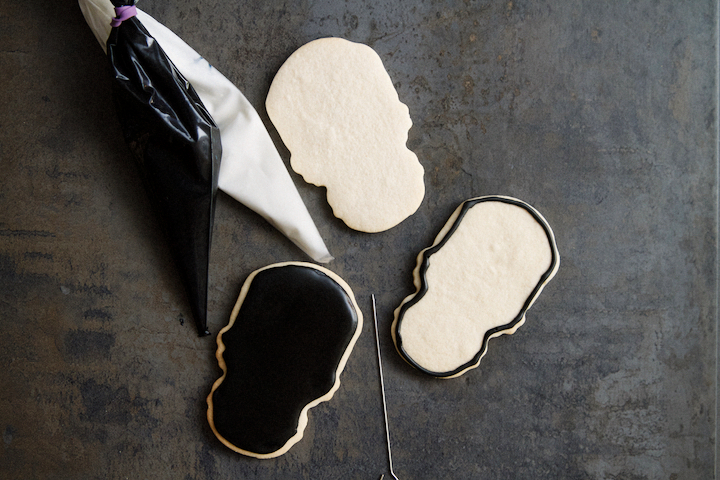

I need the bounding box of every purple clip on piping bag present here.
[107,0,220,336]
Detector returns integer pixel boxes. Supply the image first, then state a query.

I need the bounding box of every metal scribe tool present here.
[372,294,400,480]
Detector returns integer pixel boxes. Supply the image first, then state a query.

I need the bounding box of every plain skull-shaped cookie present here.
[266,37,425,233]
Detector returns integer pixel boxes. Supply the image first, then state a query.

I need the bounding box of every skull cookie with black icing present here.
[207,262,362,458]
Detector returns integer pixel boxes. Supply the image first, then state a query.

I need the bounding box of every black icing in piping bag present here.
[107,1,220,336]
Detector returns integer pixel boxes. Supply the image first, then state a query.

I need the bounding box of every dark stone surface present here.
[0,0,716,479]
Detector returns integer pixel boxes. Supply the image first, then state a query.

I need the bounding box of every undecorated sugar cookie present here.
[391,196,559,378]
[266,37,425,233]
[207,262,362,458]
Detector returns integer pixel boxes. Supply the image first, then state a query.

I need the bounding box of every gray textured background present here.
[1,1,717,479]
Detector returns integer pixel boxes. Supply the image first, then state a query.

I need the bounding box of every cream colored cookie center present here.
[399,201,552,373]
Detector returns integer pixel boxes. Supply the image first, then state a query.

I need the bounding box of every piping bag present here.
[104,0,219,336]
[80,0,332,334]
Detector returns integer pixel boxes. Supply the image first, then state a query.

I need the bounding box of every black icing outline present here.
[393,196,559,378]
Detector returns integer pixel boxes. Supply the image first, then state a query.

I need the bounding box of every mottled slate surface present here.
[0,1,717,479]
